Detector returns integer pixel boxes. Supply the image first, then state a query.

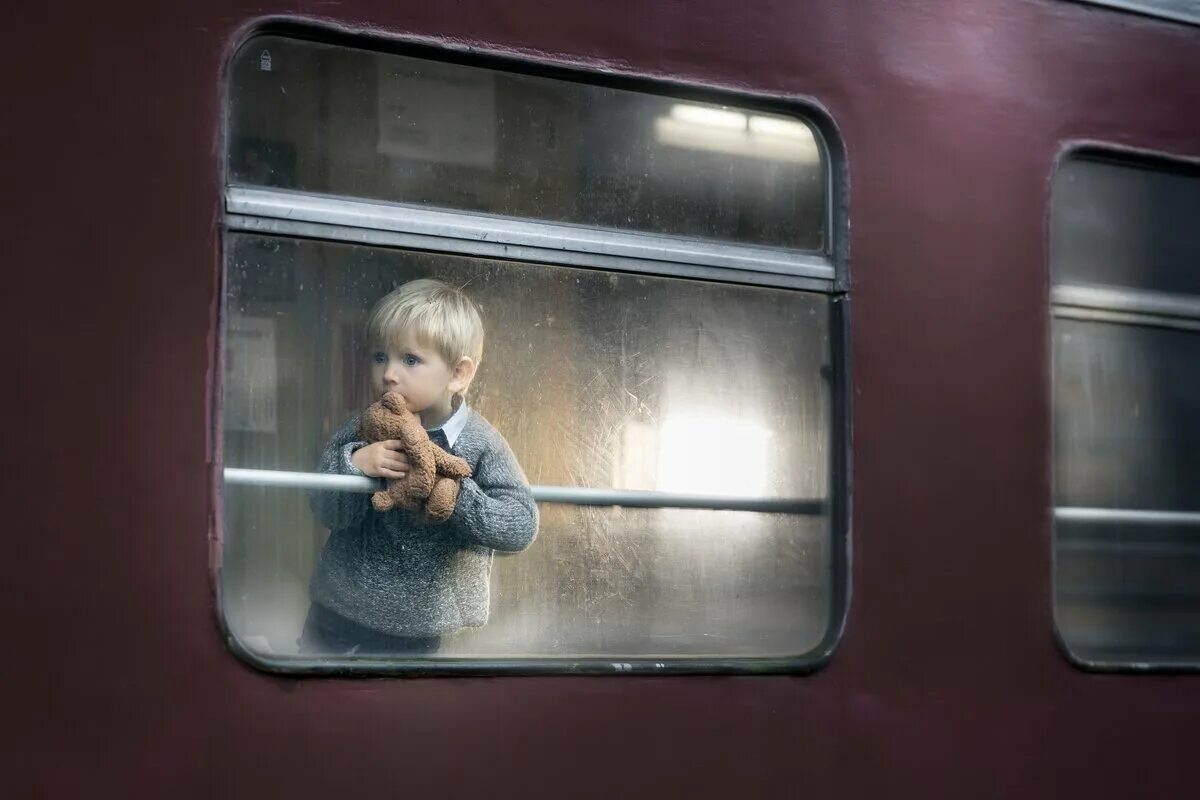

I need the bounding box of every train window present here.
[1051,151,1200,668]
[219,31,847,673]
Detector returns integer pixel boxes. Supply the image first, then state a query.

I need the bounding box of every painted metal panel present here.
[6,0,1200,797]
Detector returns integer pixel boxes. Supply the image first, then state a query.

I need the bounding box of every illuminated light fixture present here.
[655,103,819,164]
[747,114,810,139]
[670,103,748,130]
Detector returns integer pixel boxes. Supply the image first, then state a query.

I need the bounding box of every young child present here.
[304,278,537,656]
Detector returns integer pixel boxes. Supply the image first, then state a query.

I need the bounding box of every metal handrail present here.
[223,467,824,515]
[1052,284,1200,331]
[1056,507,1200,526]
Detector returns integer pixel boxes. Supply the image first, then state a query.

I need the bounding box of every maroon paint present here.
[6,0,1200,797]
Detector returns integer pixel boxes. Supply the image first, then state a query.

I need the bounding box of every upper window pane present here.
[228,35,826,251]
[1052,155,1200,296]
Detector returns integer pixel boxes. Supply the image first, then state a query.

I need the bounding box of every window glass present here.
[221,235,836,661]
[1052,152,1200,666]
[1055,321,1200,662]
[228,35,826,251]
[1052,157,1200,296]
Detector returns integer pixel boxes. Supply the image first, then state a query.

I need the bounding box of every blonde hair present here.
[365,278,484,368]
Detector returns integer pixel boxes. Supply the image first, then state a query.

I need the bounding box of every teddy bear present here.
[358,391,472,522]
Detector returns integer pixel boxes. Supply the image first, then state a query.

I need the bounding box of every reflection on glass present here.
[220,234,834,660]
[655,414,773,497]
[654,103,820,164]
[1052,156,1200,296]
[228,36,826,250]
[1054,320,1200,663]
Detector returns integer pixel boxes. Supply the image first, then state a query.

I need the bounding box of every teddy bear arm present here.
[433,448,472,480]
[392,414,426,447]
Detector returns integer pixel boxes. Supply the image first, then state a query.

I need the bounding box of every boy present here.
[304,278,537,655]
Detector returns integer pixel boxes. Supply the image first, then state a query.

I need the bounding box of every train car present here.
[8,0,1200,796]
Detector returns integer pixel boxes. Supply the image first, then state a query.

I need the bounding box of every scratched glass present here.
[227,35,826,251]
[1054,320,1200,664]
[220,234,835,661]
[1052,153,1200,666]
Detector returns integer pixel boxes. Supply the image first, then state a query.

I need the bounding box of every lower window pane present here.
[1054,319,1200,664]
[220,234,838,664]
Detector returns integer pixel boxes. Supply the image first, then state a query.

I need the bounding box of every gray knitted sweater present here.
[308,409,537,637]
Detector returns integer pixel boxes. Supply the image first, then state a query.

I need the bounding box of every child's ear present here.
[448,356,477,394]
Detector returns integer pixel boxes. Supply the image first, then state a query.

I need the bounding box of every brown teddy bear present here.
[358,391,472,522]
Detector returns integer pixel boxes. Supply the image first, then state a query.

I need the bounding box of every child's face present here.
[370,330,464,417]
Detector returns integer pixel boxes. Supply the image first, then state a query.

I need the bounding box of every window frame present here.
[215,22,852,676]
[1067,0,1200,28]
[1050,142,1200,673]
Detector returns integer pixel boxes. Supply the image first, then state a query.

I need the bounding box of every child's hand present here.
[352,440,411,479]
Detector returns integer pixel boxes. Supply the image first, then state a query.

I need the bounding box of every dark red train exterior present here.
[8,0,1200,797]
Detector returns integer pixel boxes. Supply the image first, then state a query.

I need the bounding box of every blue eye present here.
[372,351,387,365]
[403,354,421,367]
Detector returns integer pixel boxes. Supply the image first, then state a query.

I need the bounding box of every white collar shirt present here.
[428,398,469,449]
